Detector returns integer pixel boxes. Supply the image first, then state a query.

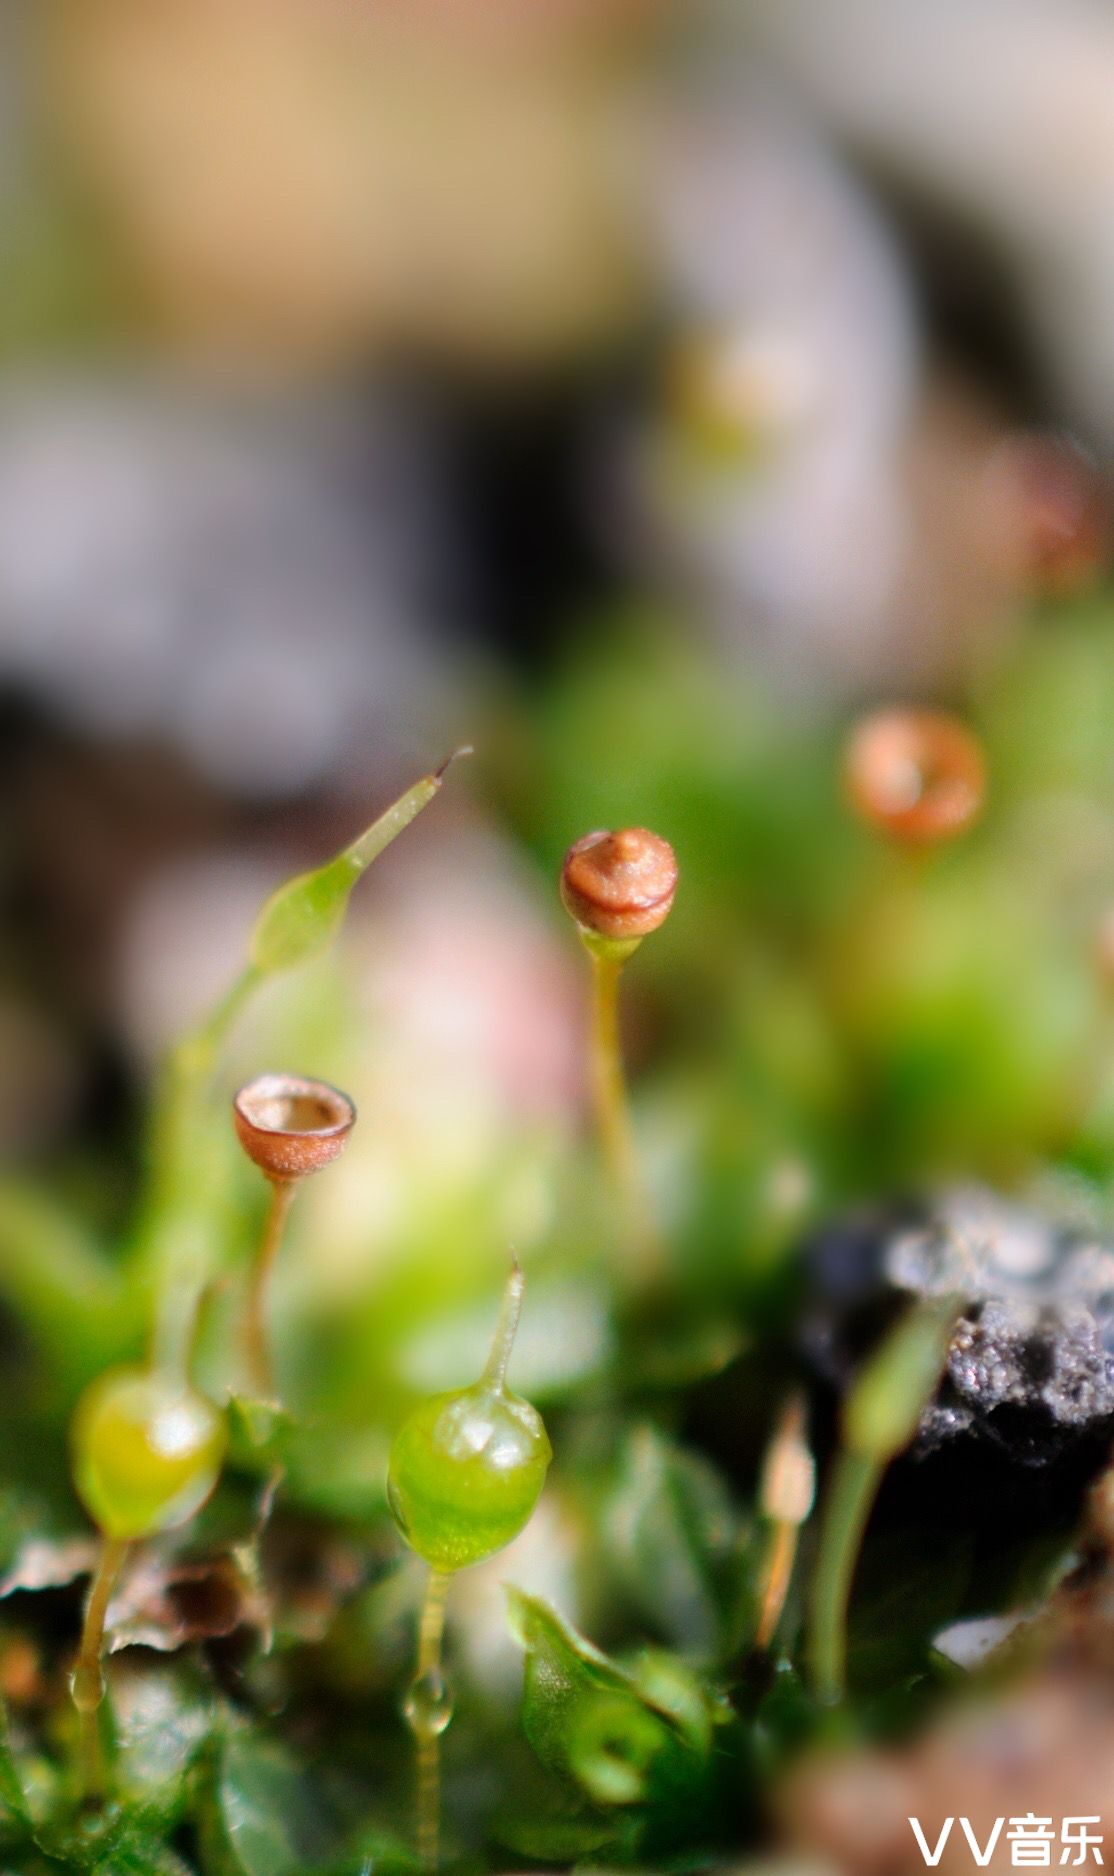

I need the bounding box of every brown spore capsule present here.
[843,709,986,846]
[560,827,678,941]
[233,1072,355,1182]
[997,433,1111,598]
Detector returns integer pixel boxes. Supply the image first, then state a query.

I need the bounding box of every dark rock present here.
[804,1185,1114,1468]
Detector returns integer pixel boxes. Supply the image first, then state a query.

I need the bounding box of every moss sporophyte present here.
[141,750,469,1382]
[754,1394,815,1653]
[69,1364,227,1797]
[842,708,986,848]
[559,827,677,1273]
[388,1258,551,1870]
[233,1071,356,1399]
[60,755,467,1811]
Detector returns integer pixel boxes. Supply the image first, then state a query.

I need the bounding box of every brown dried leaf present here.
[0,1535,97,1597]
[107,1552,268,1656]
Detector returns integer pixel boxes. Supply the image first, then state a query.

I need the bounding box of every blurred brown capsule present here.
[844,709,986,847]
[233,1073,355,1183]
[0,1636,42,1708]
[560,828,678,941]
[997,433,1111,599]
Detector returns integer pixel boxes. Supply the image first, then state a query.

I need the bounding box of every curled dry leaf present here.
[0,1535,99,1598]
[106,1551,267,1656]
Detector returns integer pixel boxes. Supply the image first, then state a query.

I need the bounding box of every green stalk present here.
[806,1449,882,1705]
[588,948,636,1203]
[405,1568,454,1872]
[806,1295,961,1705]
[71,1536,129,1804]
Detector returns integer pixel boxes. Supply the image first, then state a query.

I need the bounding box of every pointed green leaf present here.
[506,1590,721,1817]
[844,1296,961,1462]
[206,1733,333,1876]
[226,1396,296,1470]
[249,751,469,976]
[604,1426,742,1656]
[506,1589,643,1782]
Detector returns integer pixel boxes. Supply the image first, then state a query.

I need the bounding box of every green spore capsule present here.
[71,1365,227,1541]
[387,1261,551,1572]
[388,1386,551,1572]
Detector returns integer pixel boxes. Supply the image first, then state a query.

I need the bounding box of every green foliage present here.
[201,1733,333,1876]
[601,1427,748,1657]
[506,1590,745,1862]
[4,613,1114,1867]
[0,1185,136,1389]
[0,1704,30,1839]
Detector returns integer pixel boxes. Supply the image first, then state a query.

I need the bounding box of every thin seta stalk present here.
[71,1536,129,1804]
[406,1568,454,1872]
[587,940,640,1206]
[242,1179,296,1397]
[806,1448,881,1705]
[807,1294,961,1705]
[754,1393,815,1653]
[581,931,663,1273]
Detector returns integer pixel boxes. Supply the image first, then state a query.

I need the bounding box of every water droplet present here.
[70,1660,105,1714]
[404,1668,454,1741]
